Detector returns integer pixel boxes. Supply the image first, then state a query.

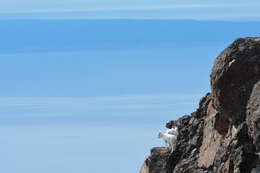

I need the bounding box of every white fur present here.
[157,130,177,153]
[166,126,179,136]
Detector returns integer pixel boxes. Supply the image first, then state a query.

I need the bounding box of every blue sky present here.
[1,1,260,19]
[1,1,260,173]
[0,48,216,97]
[0,94,201,125]
[0,94,201,173]
[1,20,260,98]
[0,20,224,173]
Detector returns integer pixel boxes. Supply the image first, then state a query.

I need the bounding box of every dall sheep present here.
[166,126,179,136]
[157,130,177,153]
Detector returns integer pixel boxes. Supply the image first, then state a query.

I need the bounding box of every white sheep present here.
[157,130,177,153]
[166,126,179,137]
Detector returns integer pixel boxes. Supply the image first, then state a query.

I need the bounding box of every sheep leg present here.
[170,142,175,153]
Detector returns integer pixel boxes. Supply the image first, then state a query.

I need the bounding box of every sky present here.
[1,1,260,173]
[1,20,259,172]
[0,0,260,20]
[0,94,202,173]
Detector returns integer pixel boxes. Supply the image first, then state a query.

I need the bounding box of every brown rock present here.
[140,147,171,173]
[140,160,149,173]
[211,37,260,125]
[140,37,260,173]
[198,101,222,168]
[222,158,232,173]
[247,81,260,152]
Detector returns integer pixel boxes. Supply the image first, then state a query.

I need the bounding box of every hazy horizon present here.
[1,1,260,20]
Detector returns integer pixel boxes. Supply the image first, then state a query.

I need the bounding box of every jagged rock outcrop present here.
[140,93,211,173]
[140,37,260,173]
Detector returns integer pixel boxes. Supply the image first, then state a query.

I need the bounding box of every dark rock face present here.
[211,37,260,126]
[140,147,172,173]
[140,37,260,173]
[140,93,211,173]
[247,81,260,153]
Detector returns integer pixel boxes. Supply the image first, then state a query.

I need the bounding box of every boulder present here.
[211,37,260,125]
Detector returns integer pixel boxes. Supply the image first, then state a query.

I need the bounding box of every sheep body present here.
[166,126,179,136]
[157,131,177,153]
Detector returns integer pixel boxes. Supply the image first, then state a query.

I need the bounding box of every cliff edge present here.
[140,37,260,173]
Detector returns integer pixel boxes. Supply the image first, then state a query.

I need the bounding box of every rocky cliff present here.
[140,37,260,173]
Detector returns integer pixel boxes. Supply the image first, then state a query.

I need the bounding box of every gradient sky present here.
[0,19,219,173]
[1,0,260,19]
[1,1,260,173]
[1,19,260,172]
